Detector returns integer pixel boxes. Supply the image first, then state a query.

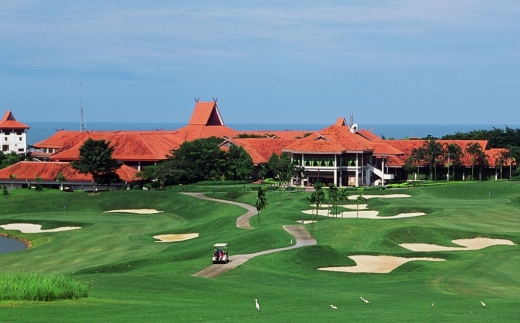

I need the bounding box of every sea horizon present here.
[26,121,520,146]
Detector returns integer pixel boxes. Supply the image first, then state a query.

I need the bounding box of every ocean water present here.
[26,121,520,146]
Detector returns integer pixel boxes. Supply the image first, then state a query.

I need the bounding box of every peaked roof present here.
[188,101,224,126]
[0,161,138,183]
[0,111,30,129]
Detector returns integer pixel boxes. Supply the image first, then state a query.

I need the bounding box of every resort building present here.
[0,101,512,189]
[0,111,29,154]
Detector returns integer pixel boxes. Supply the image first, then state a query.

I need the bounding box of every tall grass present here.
[0,272,88,301]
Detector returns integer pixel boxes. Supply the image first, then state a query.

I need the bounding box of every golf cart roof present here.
[213,243,227,247]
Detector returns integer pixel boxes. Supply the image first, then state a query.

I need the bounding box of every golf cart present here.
[212,243,229,264]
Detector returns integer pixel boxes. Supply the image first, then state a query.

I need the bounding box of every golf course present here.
[1,181,519,322]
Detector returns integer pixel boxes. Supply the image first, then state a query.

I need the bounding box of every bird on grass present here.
[330,304,337,309]
[290,239,293,245]
[255,299,260,311]
[360,296,369,304]
[481,301,486,307]
[432,302,435,307]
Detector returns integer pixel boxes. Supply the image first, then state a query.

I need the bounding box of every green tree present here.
[35,175,43,191]
[267,153,280,180]
[356,194,368,218]
[9,173,16,190]
[0,152,24,169]
[338,188,349,218]
[255,187,268,227]
[71,138,122,189]
[410,147,426,180]
[508,146,520,179]
[494,150,509,180]
[443,143,462,181]
[465,142,483,181]
[423,138,443,181]
[227,145,254,181]
[54,172,66,190]
[328,184,340,217]
[307,182,325,222]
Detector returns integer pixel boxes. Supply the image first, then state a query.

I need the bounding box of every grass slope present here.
[0,182,519,322]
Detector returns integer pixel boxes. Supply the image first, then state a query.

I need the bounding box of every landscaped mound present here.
[301,209,425,219]
[400,237,516,252]
[104,209,164,214]
[0,223,81,233]
[153,233,199,242]
[318,255,445,273]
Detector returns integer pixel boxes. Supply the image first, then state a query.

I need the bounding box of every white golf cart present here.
[212,243,229,264]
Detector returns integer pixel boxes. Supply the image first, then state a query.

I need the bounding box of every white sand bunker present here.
[348,194,411,200]
[318,255,445,274]
[302,209,425,219]
[0,223,81,233]
[153,233,199,242]
[400,237,516,252]
[104,209,164,214]
[296,220,317,224]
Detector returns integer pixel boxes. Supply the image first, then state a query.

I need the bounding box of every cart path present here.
[181,192,256,229]
[191,225,317,278]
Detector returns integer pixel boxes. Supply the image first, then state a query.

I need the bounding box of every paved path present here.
[192,225,317,278]
[182,193,317,278]
[182,192,255,229]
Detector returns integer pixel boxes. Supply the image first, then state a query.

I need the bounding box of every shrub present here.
[225,190,243,199]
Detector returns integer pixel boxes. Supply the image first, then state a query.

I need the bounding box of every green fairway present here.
[1,182,519,322]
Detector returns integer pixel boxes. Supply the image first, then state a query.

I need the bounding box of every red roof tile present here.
[188,101,224,125]
[222,138,297,164]
[0,111,30,129]
[0,161,138,183]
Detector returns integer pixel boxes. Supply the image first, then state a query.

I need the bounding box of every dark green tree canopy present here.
[71,138,122,185]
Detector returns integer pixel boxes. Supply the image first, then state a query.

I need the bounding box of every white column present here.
[355,153,359,187]
[334,154,339,186]
[381,157,386,186]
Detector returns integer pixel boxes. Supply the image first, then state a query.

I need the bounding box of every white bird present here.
[432,302,435,307]
[360,296,369,304]
[255,298,260,311]
[481,301,486,307]
[330,304,337,309]
[290,239,293,245]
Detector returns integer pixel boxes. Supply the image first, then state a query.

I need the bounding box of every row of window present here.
[3,136,24,142]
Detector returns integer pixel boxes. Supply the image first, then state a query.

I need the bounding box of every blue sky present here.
[1,1,519,126]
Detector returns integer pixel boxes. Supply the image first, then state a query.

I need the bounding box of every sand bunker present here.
[318,255,445,274]
[0,223,81,233]
[302,209,425,219]
[348,194,411,200]
[153,233,199,242]
[400,237,516,252]
[104,209,164,214]
[296,220,317,224]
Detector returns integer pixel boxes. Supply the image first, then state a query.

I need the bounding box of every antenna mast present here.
[80,82,86,132]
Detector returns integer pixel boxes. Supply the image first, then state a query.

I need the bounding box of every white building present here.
[0,111,30,155]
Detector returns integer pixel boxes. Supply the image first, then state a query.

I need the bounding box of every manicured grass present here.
[0,182,519,322]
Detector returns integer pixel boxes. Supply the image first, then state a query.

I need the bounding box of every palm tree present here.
[443,143,462,181]
[9,173,16,190]
[54,172,67,190]
[508,146,520,179]
[356,194,368,218]
[476,151,488,181]
[423,138,443,181]
[465,142,483,181]
[307,182,325,222]
[338,188,349,218]
[410,147,426,180]
[255,187,268,227]
[328,184,339,217]
[494,150,509,179]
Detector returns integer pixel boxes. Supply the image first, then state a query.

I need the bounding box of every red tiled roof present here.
[234,130,309,140]
[188,101,224,126]
[223,138,297,164]
[49,131,183,162]
[172,124,238,142]
[0,161,138,183]
[0,111,30,129]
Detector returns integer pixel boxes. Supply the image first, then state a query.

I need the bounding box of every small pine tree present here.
[3,185,8,195]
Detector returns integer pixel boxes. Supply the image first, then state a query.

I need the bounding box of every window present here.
[2,145,9,152]
[19,137,22,141]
